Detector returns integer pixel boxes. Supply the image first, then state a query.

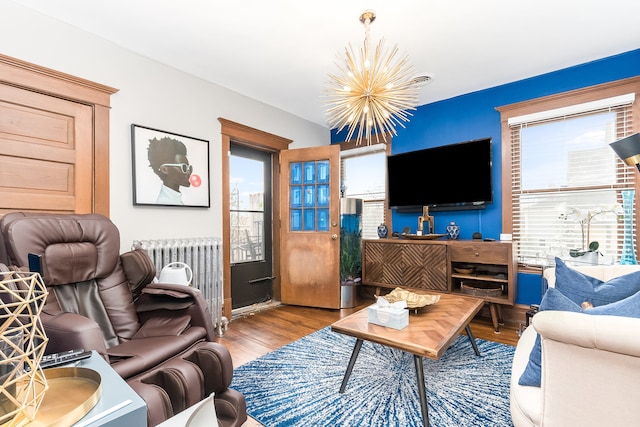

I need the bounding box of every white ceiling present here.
[10,0,640,128]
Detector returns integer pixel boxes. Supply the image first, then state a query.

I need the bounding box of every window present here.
[499,78,640,267]
[340,143,387,240]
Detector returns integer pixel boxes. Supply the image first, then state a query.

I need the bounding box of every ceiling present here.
[10,0,640,128]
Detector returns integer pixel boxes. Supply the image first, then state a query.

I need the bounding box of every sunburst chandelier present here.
[325,10,419,145]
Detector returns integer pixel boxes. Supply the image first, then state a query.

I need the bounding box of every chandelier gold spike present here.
[325,10,419,145]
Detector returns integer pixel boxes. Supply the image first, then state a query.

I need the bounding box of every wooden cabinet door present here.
[363,239,448,291]
[0,83,93,214]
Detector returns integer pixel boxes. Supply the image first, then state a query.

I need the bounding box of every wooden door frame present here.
[218,119,292,320]
[0,54,118,216]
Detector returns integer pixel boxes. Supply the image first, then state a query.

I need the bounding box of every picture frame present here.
[131,124,210,207]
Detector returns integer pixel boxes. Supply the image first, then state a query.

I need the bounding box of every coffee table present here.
[331,292,484,427]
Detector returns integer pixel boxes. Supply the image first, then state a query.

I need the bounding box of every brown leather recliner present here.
[0,212,246,427]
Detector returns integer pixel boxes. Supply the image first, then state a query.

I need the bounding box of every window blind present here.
[510,101,635,266]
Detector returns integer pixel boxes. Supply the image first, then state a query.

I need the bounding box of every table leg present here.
[339,338,363,393]
[413,355,429,427]
[489,303,501,333]
[465,325,481,356]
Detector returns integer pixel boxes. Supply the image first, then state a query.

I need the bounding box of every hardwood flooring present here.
[216,300,519,368]
[214,299,521,426]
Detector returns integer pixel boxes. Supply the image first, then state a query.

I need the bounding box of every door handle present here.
[248,276,276,284]
[331,234,338,240]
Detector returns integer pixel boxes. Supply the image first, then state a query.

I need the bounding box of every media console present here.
[362,238,517,332]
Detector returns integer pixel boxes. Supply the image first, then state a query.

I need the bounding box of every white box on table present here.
[367,303,408,330]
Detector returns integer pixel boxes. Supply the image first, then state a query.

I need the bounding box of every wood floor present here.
[216,300,520,368]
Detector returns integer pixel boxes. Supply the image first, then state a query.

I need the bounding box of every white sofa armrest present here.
[534,311,640,427]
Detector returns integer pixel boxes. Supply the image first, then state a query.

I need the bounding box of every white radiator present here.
[132,237,226,335]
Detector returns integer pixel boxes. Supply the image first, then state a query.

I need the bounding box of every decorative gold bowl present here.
[382,287,440,309]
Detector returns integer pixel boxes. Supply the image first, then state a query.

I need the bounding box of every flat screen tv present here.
[387,137,493,212]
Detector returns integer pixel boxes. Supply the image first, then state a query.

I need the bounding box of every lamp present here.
[609,132,640,171]
[325,10,420,145]
[609,132,640,265]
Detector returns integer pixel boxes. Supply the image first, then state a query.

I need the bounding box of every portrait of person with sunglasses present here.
[147,136,193,205]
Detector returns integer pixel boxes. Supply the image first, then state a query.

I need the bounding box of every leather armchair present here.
[0,212,246,427]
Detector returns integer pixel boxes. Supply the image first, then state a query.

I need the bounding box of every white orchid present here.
[559,204,623,251]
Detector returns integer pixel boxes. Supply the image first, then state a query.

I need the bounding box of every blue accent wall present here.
[332,49,640,304]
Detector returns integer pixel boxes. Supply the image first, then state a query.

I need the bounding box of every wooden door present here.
[0,82,93,214]
[280,145,341,308]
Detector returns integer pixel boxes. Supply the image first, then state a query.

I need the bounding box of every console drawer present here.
[449,242,509,264]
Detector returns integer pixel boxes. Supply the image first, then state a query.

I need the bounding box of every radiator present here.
[132,237,226,335]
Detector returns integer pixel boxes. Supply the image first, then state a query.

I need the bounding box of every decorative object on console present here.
[324,10,421,146]
[446,221,460,240]
[401,233,446,240]
[0,270,49,426]
[472,232,482,240]
[376,223,388,239]
[417,206,434,235]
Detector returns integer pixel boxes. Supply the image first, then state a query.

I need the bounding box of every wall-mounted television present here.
[387,137,493,212]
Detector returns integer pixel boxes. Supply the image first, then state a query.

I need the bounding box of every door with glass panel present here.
[229,144,273,309]
[280,145,341,308]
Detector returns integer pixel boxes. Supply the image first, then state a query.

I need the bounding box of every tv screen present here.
[387,138,493,212]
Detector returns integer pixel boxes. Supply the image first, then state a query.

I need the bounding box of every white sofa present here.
[510,264,640,427]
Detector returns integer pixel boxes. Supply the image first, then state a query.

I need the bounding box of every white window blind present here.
[510,99,636,266]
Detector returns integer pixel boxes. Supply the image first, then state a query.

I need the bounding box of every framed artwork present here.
[131,124,210,207]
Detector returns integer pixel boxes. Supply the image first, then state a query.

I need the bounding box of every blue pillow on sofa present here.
[518,260,640,387]
[553,257,640,306]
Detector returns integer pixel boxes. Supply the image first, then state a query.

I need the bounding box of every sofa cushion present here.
[540,287,640,317]
[519,279,640,387]
[553,257,640,306]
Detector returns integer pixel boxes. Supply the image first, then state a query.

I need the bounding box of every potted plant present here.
[561,205,622,264]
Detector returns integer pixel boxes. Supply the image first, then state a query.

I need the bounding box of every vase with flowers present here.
[560,205,623,264]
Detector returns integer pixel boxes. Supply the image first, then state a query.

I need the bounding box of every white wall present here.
[0,2,329,253]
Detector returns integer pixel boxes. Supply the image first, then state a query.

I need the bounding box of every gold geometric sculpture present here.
[0,271,49,426]
[325,10,419,146]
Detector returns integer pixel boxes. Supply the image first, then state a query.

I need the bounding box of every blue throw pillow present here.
[553,257,640,306]
[518,286,640,387]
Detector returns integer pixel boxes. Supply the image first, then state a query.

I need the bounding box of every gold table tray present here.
[27,367,101,427]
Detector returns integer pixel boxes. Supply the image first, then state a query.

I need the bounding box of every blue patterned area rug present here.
[231,327,515,427]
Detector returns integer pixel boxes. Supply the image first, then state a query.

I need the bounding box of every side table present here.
[71,351,147,427]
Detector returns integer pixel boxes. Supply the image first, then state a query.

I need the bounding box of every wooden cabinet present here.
[362,238,517,332]
[363,239,448,291]
[449,240,516,305]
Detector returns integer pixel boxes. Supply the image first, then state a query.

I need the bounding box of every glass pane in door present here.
[230,156,265,263]
[289,160,331,232]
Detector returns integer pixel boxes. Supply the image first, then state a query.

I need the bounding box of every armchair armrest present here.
[41,311,108,355]
[137,282,217,341]
[534,310,640,355]
[534,311,640,426]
